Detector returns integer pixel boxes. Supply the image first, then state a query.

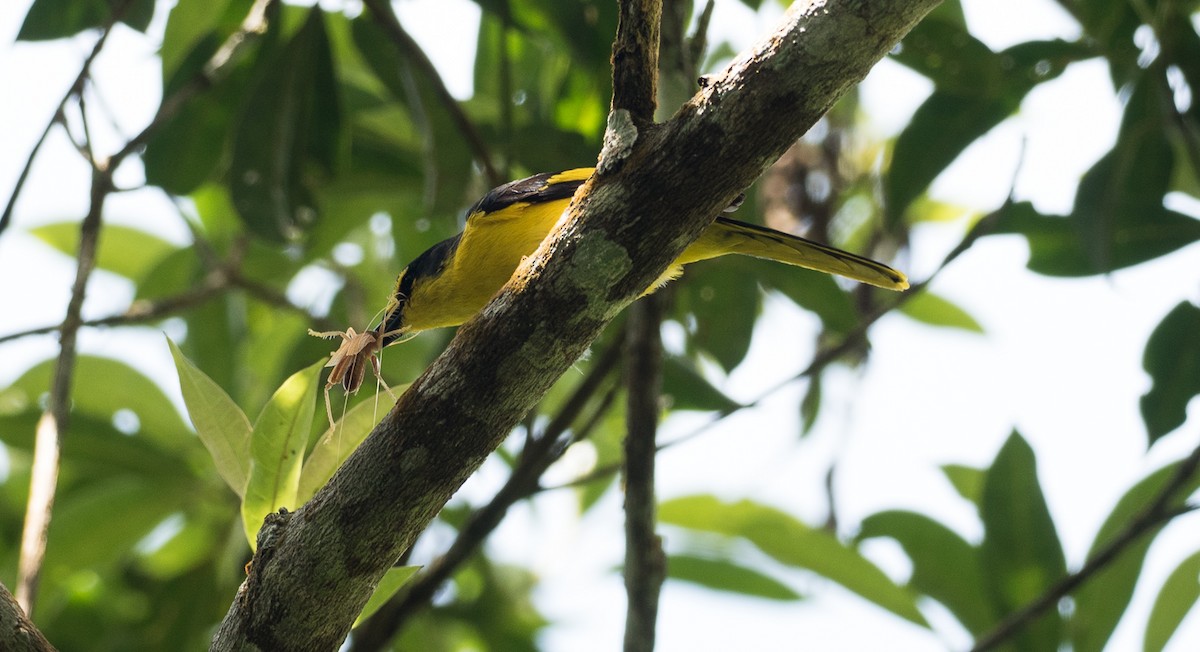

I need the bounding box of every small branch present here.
[0,2,125,237]
[349,343,623,651]
[0,581,55,652]
[0,267,336,346]
[972,440,1200,652]
[361,0,501,186]
[16,154,112,613]
[611,0,662,125]
[622,295,666,652]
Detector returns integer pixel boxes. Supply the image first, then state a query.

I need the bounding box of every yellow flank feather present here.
[378,168,907,343]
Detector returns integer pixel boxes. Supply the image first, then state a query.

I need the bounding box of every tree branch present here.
[349,342,622,650]
[212,2,940,648]
[622,295,666,652]
[0,581,54,652]
[611,0,662,125]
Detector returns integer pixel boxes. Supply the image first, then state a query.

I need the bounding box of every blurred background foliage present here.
[1,0,1199,650]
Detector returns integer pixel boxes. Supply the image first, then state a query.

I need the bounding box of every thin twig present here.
[972,440,1200,651]
[0,2,125,237]
[361,0,501,186]
[622,295,666,652]
[17,153,113,614]
[347,342,623,651]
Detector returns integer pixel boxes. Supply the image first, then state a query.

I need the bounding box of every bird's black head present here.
[376,234,461,346]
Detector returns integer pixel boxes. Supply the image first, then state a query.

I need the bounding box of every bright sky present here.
[2,0,1199,651]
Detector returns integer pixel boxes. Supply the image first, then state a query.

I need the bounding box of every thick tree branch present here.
[349,343,622,650]
[0,582,54,652]
[212,2,939,648]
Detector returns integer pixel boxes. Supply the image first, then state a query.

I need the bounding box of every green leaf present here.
[297,384,407,505]
[678,258,762,372]
[992,202,1200,277]
[661,356,742,413]
[137,515,223,580]
[667,554,801,602]
[942,463,985,506]
[1144,550,1200,652]
[979,432,1066,651]
[241,359,323,547]
[1071,460,1200,652]
[899,291,984,333]
[659,495,927,626]
[30,222,177,283]
[230,7,342,242]
[43,476,181,572]
[1141,302,1200,443]
[6,356,192,451]
[768,268,859,335]
[858,510,996,634]
[18,0,155,41]
[353,566,422,628]
[887,29,1089,227]
[167,337,252,497]
[159,0,235,80]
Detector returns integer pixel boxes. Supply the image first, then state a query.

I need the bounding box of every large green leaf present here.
[30,222,178,284]
[4,356,192,451]
[297,383,406,505]
[667,554,802,602]
[229,7,342,242]
[1071,460,1200,652]
[43,476,182,572]
[979,432,1065,651]
[677,257,762,372]
[1140,302,1200,443]
[992,201,1200,277]
[659,495,927,626]
[660,355,742,413]
[17,0,155,41]
[898,291,984,333]
[859,510,996,634]
[887,25,1090,227]
[1143,550,1200,652]
[159,0,236,80]
[168,337,253,497]
[241,359,323,547]
[350,16,476,217]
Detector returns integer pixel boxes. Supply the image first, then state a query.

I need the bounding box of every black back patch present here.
[469,171,587,216]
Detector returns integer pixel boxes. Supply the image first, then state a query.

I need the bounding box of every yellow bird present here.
[375,168,907,345]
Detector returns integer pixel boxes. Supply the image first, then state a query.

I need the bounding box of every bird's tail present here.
[684,217,909,290]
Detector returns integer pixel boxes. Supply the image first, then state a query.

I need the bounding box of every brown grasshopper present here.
[308,326,399,428]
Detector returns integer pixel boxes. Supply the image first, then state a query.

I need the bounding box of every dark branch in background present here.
[362,0,501,187]
[622,295,666,652]
[349,342,623,651]
[12,0,280,619]
[213,3,939,648]
[615,1,668,649]
[972,438,1200,652]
